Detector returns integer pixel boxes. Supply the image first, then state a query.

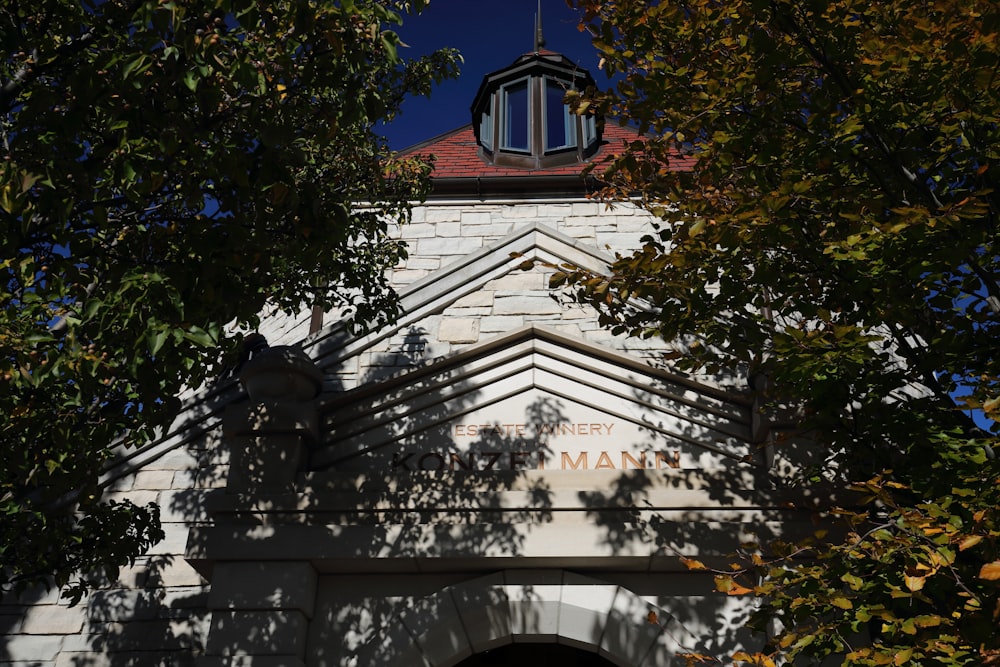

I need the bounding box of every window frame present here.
[499,77,531,153]
[542,76,578,153]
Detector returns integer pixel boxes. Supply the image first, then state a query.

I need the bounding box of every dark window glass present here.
[480,95,493,150]
[545,79,575,150]
[502,81,529,151]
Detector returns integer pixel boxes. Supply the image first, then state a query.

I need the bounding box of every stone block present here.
[446,307,492,320]
[0,610,23,634]
[172,467,229,490]
[449,573,511,653]
[554,227,597,242]
[599,594,669,667]
[1,634,63,662]
[105,475,134,492]
[91,617,202,652]
[425,208,461,223]
[570,202,600,216]
[398,224,436,238]
[84,590,162,624]
[208,562,317,618]
[103,490,158,508]
[479,315,523,332]
[205,610,307,658]
[196,658,305,667]
[350,611,430,667]
[461,222,514,238]
[500,205,537,219]
[557,573,619,651]
[57,651,196,667]
[559,305,594,320]
[459,211,493,224]
[615,216,656,232]
[20,604,85,635]
[226,435,308,492]
[146,448,199,470]
[399,589,472,665]
[438,319,481,344]
[503,570,562,642]
[55,651,105,667]
[451,291,493,308]
[57,633,99,653]
[145,557,208,588]
[546,322,584,338]
[156,489,212,524]
[485,272,543,290]
[493,294,562,315]
[435,222,461,237]
[536,204,572,218]
[398,257,440,270]
[223,402,319,440]
[417,237,483,256]
[597,231,646,250]
[132,470,177,490]
[389,269,429,285]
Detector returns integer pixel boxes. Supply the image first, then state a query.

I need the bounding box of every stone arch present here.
[378,570,706,667]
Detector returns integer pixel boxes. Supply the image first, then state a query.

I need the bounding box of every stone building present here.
[1,41,819,667]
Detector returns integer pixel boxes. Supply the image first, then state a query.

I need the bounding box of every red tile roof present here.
[398,123,694,180]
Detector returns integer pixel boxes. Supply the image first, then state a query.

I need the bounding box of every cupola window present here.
[471,49,602,170]
[500,79,530,152]
[544,77,577,151]
[479,98,493,150]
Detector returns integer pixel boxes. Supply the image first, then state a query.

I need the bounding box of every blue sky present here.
[382,0,603,150]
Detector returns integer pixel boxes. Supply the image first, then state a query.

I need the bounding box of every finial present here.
[534,0,545,52]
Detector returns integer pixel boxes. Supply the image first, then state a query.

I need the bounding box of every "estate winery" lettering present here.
[453,423,616,437]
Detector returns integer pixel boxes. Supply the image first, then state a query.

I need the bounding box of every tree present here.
[563,0,1000,663]
[1,0,458,603]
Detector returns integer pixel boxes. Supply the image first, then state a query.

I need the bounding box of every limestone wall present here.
[0,195,766,666]
[394,199,654,285]
[258,198,668,355]
[1,431,225,666]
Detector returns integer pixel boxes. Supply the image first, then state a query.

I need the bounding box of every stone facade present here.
[2,37,826,660]
[1,191,822,666]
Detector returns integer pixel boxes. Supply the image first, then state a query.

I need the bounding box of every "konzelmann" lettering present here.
[391,450,681,471]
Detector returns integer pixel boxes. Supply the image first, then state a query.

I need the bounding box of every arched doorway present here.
[456,643,618,666]
[377,571,702,667]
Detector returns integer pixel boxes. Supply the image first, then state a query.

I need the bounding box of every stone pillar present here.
[223,346,322,492]
[198,347,323,666]
[200,561,318,667]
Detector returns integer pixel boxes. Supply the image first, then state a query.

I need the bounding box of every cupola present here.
[470,15,602,169]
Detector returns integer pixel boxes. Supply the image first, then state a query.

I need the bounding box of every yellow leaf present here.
[873,651,893,665]
[904,574,926,592]
[914,614,941,627]
[984,395,1000,414]
[680,557,707,570]
[978,560,1000,580]
[894,648,913,665]
[830,596,853,610]
[959,535,983,551]
[728,583,754,596]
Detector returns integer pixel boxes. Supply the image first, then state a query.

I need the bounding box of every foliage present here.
[565,0,1000,663]
[0,0,458,602]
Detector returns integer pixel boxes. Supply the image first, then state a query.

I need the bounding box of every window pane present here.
[545,80,576,151]
[582,115,596,147]
[502,81,529,151]
[480,95,493,150]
